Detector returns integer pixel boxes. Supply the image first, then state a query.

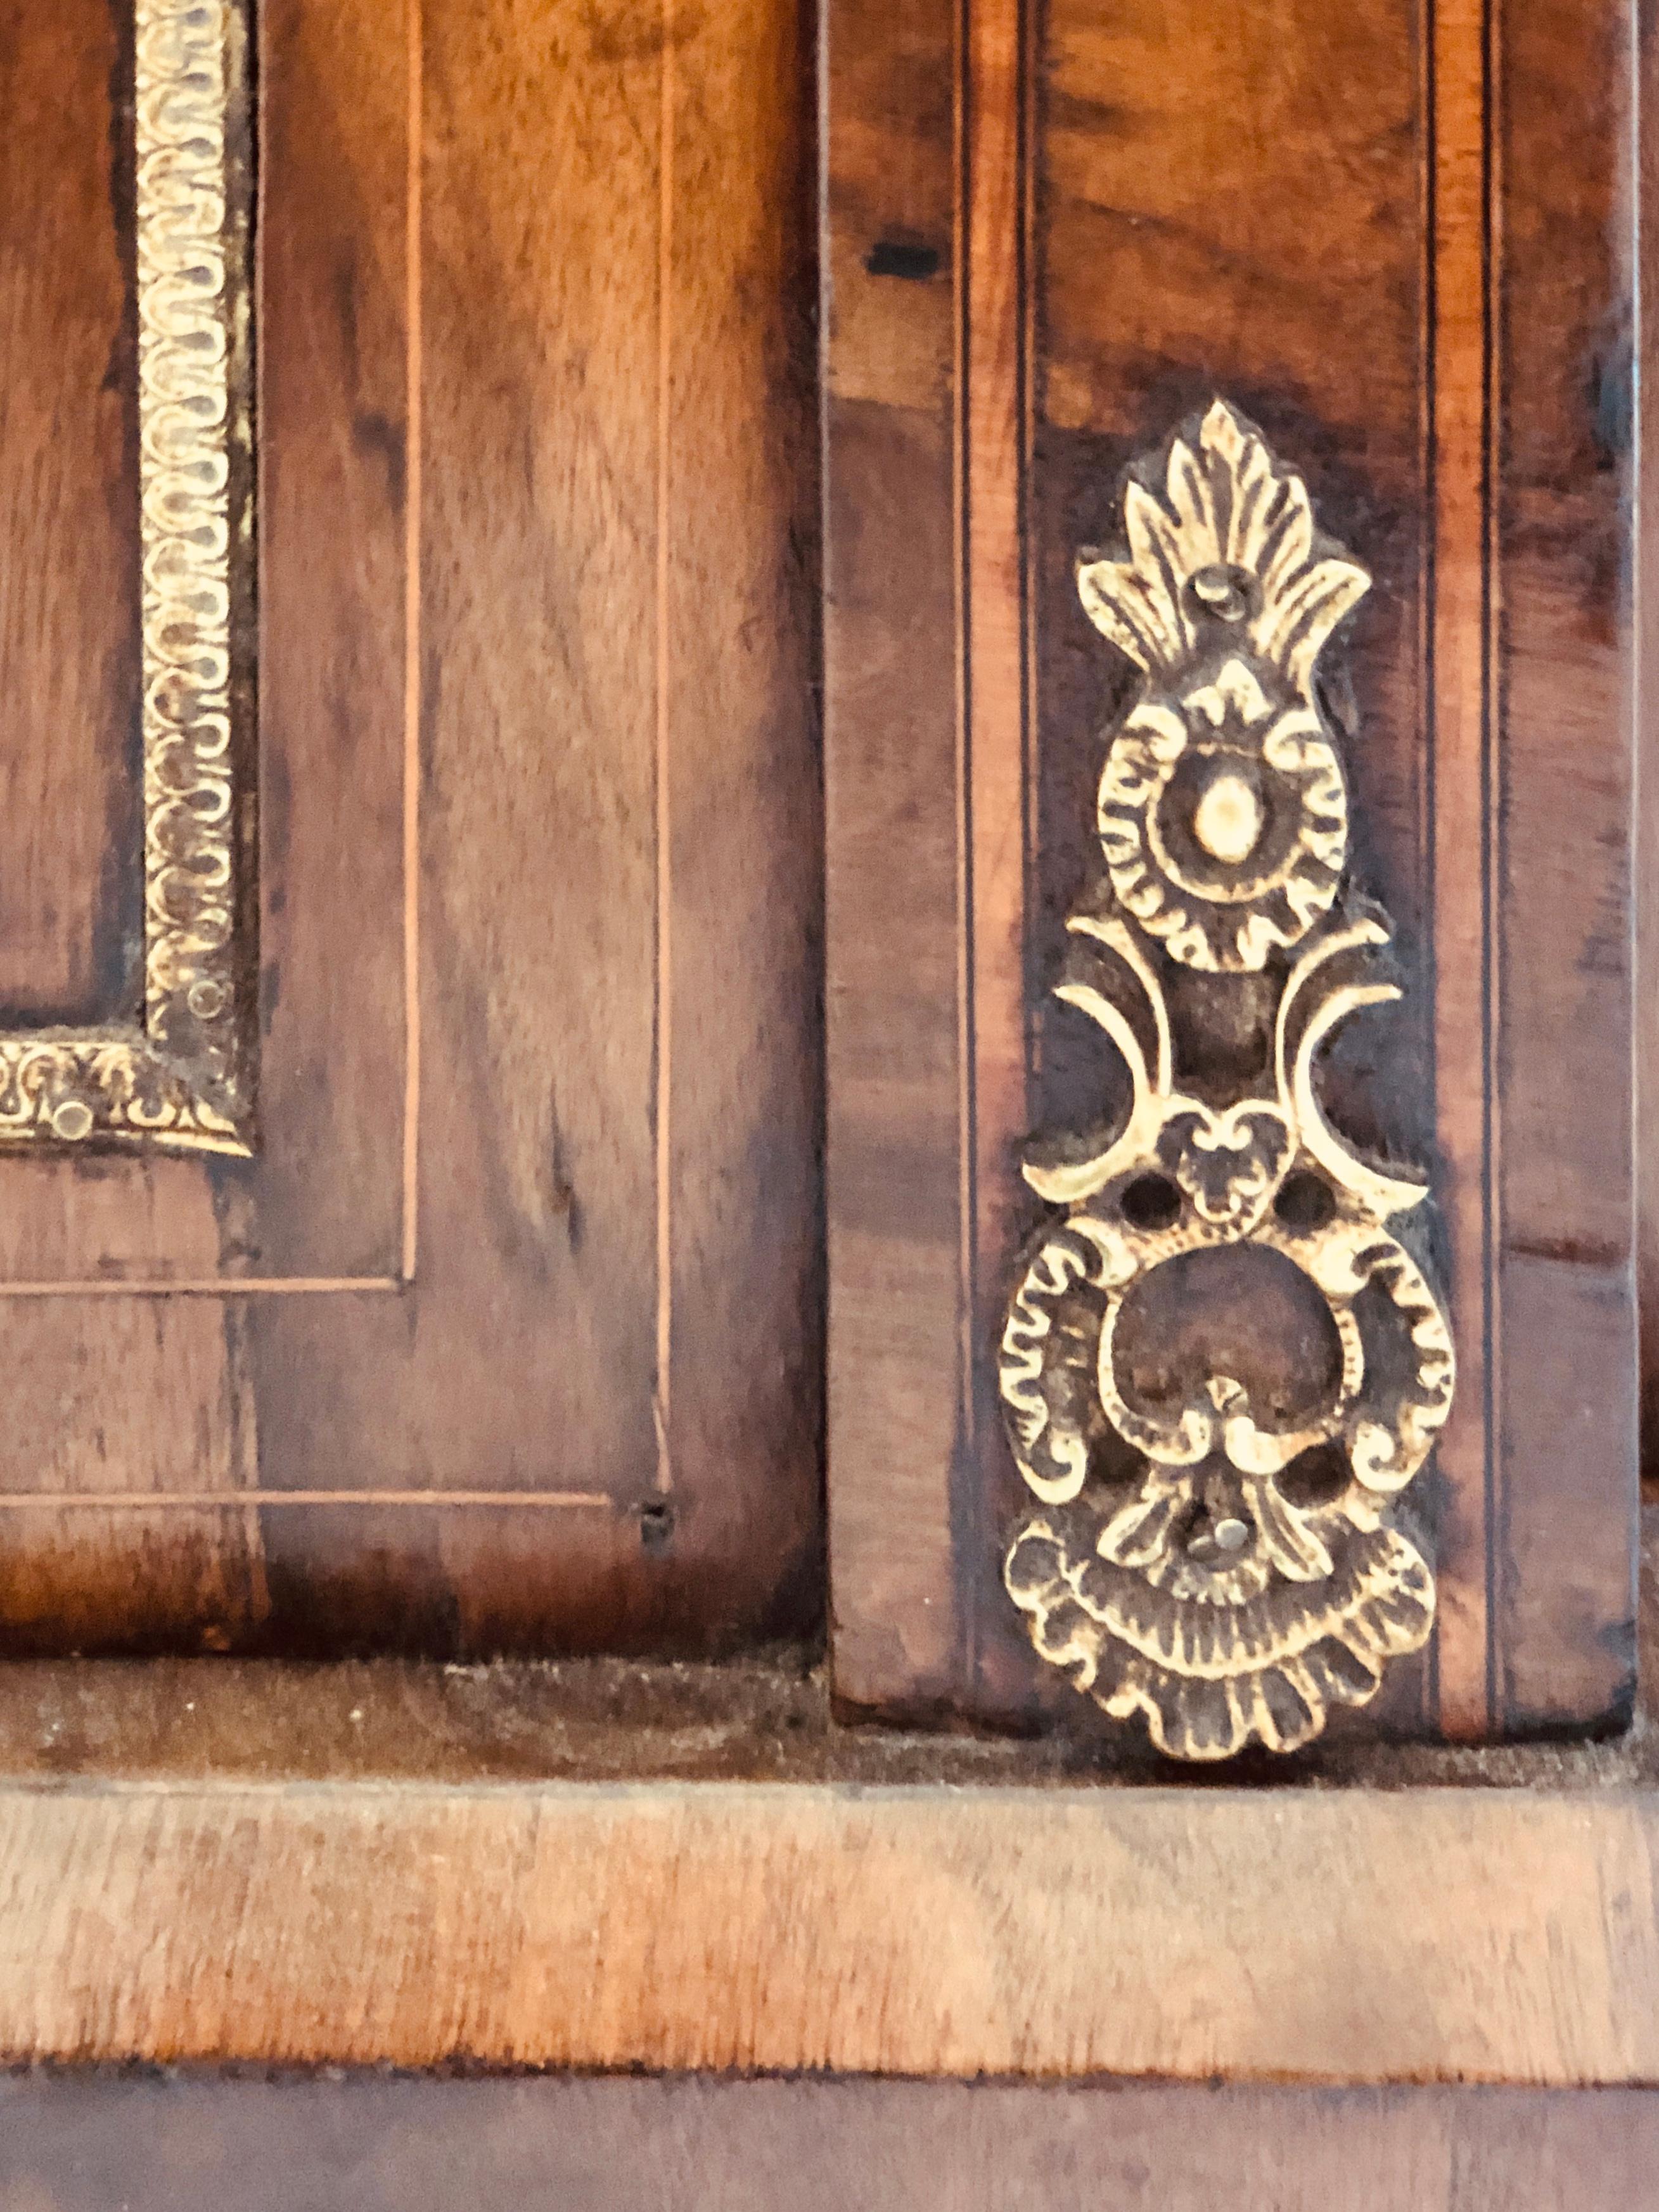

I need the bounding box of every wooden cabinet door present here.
[0,0,821,1657]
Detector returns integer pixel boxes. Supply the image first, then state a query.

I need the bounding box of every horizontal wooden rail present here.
[1,1769,1656,2078]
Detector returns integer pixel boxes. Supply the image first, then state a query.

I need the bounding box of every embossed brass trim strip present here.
[0,0,253,1156]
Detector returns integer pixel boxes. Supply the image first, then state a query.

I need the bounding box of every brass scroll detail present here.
[0,0,253,1154]
[1001,402,1454,1761]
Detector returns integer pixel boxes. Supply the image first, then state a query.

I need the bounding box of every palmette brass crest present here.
[1001,402,1454,1761]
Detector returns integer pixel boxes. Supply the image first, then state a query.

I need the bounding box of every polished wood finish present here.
[823,0,960,1712]
[4,2075,1658,2212]
[1496,0,1636,1727]
[0,0,820,1653]
[0,1518,1655,2071]
[4,1749,1659,2073]
[824,0,1636,1741]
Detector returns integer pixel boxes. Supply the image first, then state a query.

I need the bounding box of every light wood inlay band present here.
[1428,0,1502,1738]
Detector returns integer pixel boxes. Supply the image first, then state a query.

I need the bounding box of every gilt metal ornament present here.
[0,0,253,1153]
[1000,402,1454,1760]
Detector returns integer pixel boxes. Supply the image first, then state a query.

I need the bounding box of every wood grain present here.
[1494,0,1636,1727]
[824,392,963,1706]
[4,2076,1659,2212]
[237,0,822,1649]
[252,0,409,1281]
[660,0,822,1584]
[1,1550,1656,2062]
[824,0,961,1707]
[4,1772,1659,2075]
[0,0,821,1654]
[824,0,1636,1739]
[1427,0,1500,1737]
[963,0,1034,1720]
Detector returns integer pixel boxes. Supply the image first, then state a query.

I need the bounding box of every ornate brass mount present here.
[1000,402,1454,1761]
[0,0,253,1155]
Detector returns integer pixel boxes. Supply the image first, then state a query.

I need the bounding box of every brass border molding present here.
[0,0,255,1156]
[1000,402,1454,1761]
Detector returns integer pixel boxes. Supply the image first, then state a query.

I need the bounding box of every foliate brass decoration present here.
[1001,402,1454,1761]
[0,0,253,1155]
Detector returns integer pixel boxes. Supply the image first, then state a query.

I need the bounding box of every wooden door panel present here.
[0,0,821,1655]
[824,0,1636,1746]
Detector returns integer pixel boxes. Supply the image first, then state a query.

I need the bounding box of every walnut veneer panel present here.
[0,0,820,1654]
